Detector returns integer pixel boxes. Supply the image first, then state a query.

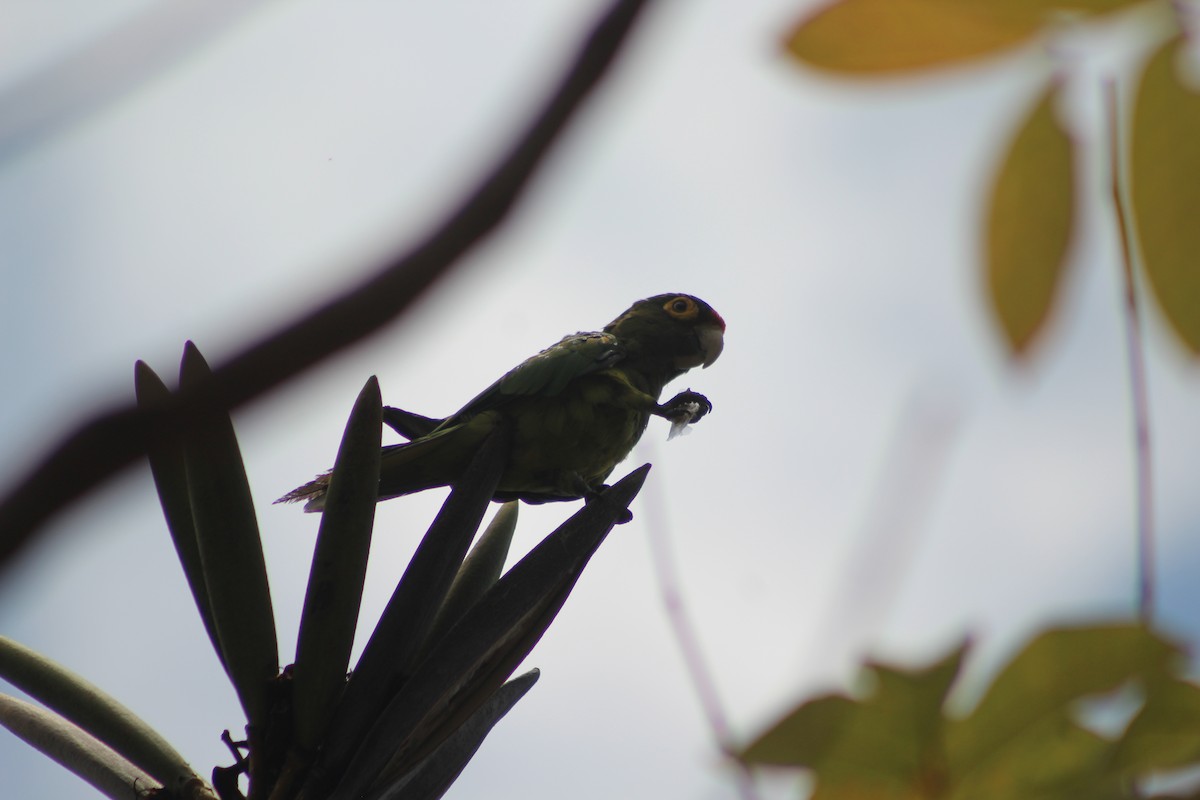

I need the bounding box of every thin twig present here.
[0,0,652,571]
[1105,78,1155,624]
[640,448,761,800]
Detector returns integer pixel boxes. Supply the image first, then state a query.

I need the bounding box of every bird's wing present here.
[437,332,624,427]
[498,332,624,396]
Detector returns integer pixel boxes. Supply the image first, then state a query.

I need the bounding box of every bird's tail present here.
[276,419,484,513]
[274,473,332,512]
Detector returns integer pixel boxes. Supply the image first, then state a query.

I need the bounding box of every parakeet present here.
[277,293,724,512]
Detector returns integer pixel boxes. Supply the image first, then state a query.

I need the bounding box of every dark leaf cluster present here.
[0,341,648,800]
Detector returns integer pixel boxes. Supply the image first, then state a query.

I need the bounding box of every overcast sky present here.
[2,2,1198,798]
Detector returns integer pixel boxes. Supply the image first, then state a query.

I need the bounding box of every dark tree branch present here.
[0,0,652,572]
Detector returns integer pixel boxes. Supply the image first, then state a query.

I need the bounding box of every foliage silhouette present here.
[1,345,647,800]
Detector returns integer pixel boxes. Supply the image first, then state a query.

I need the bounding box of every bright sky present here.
[2,2,1198,799]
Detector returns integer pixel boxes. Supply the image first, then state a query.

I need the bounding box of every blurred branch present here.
[0,0,652,572]
[1106,78,1155,623]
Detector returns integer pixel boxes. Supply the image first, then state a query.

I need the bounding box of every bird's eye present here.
[664,297,697,319]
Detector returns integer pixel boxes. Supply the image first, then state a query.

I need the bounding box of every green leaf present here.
[986,79,1076,355]
[949,711,1126,800]
[742,622,1186,799]
[292,377,383,752]
[810,782,926,800]
[1112,677,1200,773]
[424,501,521,652]
[740,693,859,767]
[947,623,1178,777]
[364,669,540,800]
[134,360,224,673]
[784,0,1045,74]
[0,693,163,800]
[178,342,279,727]
[1131,35,1200,354]
[741,642,966,795]
[0,637,209,797]
[309,424,512,793]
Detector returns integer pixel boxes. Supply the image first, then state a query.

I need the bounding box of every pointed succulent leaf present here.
[946,623,1178,778]
[424,501,520,651]
[986,79,1076,356]
[134,360,225,671]
[292,377,384,752]
[364,669,540,800]
[784,0,1045,75]
[0,636,209,796]
[1131,35,1200,354]
[319,466,648,800]
[0,693,165,800]
[178,341,279,726]
[311,425,511,789]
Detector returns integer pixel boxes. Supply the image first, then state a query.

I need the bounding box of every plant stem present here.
[1105,78,1155,624]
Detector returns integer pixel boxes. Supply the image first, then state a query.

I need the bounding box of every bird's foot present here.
[586,489,634,525]
[574,478,633,525]
[657,389,712,423]
[562,472,633,524]
[656,389,712,439]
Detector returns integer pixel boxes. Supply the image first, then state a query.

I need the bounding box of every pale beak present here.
[698,324,724,368]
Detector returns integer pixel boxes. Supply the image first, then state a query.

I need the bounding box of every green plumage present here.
[278,294,724,511]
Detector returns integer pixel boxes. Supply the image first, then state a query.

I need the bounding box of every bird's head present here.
[605,294,725,373]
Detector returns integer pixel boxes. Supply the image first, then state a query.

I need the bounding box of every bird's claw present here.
[661,389,712,423]
[657,390,712,441]
[585,487,634,525]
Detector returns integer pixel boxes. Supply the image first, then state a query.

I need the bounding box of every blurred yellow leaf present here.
[1012,0,1153,11]
[946,623,1177,775]
[784,0,1044,74]
[948,712,1120,800]
[740,644,966,794]
[740,623,1193,799]
[1057,0,1150,9]
[1131,36,1200,354]
[783,0,1150,75]
[985,80,1075,356]
[739,693,858,767]
[1112,677,1200,773]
